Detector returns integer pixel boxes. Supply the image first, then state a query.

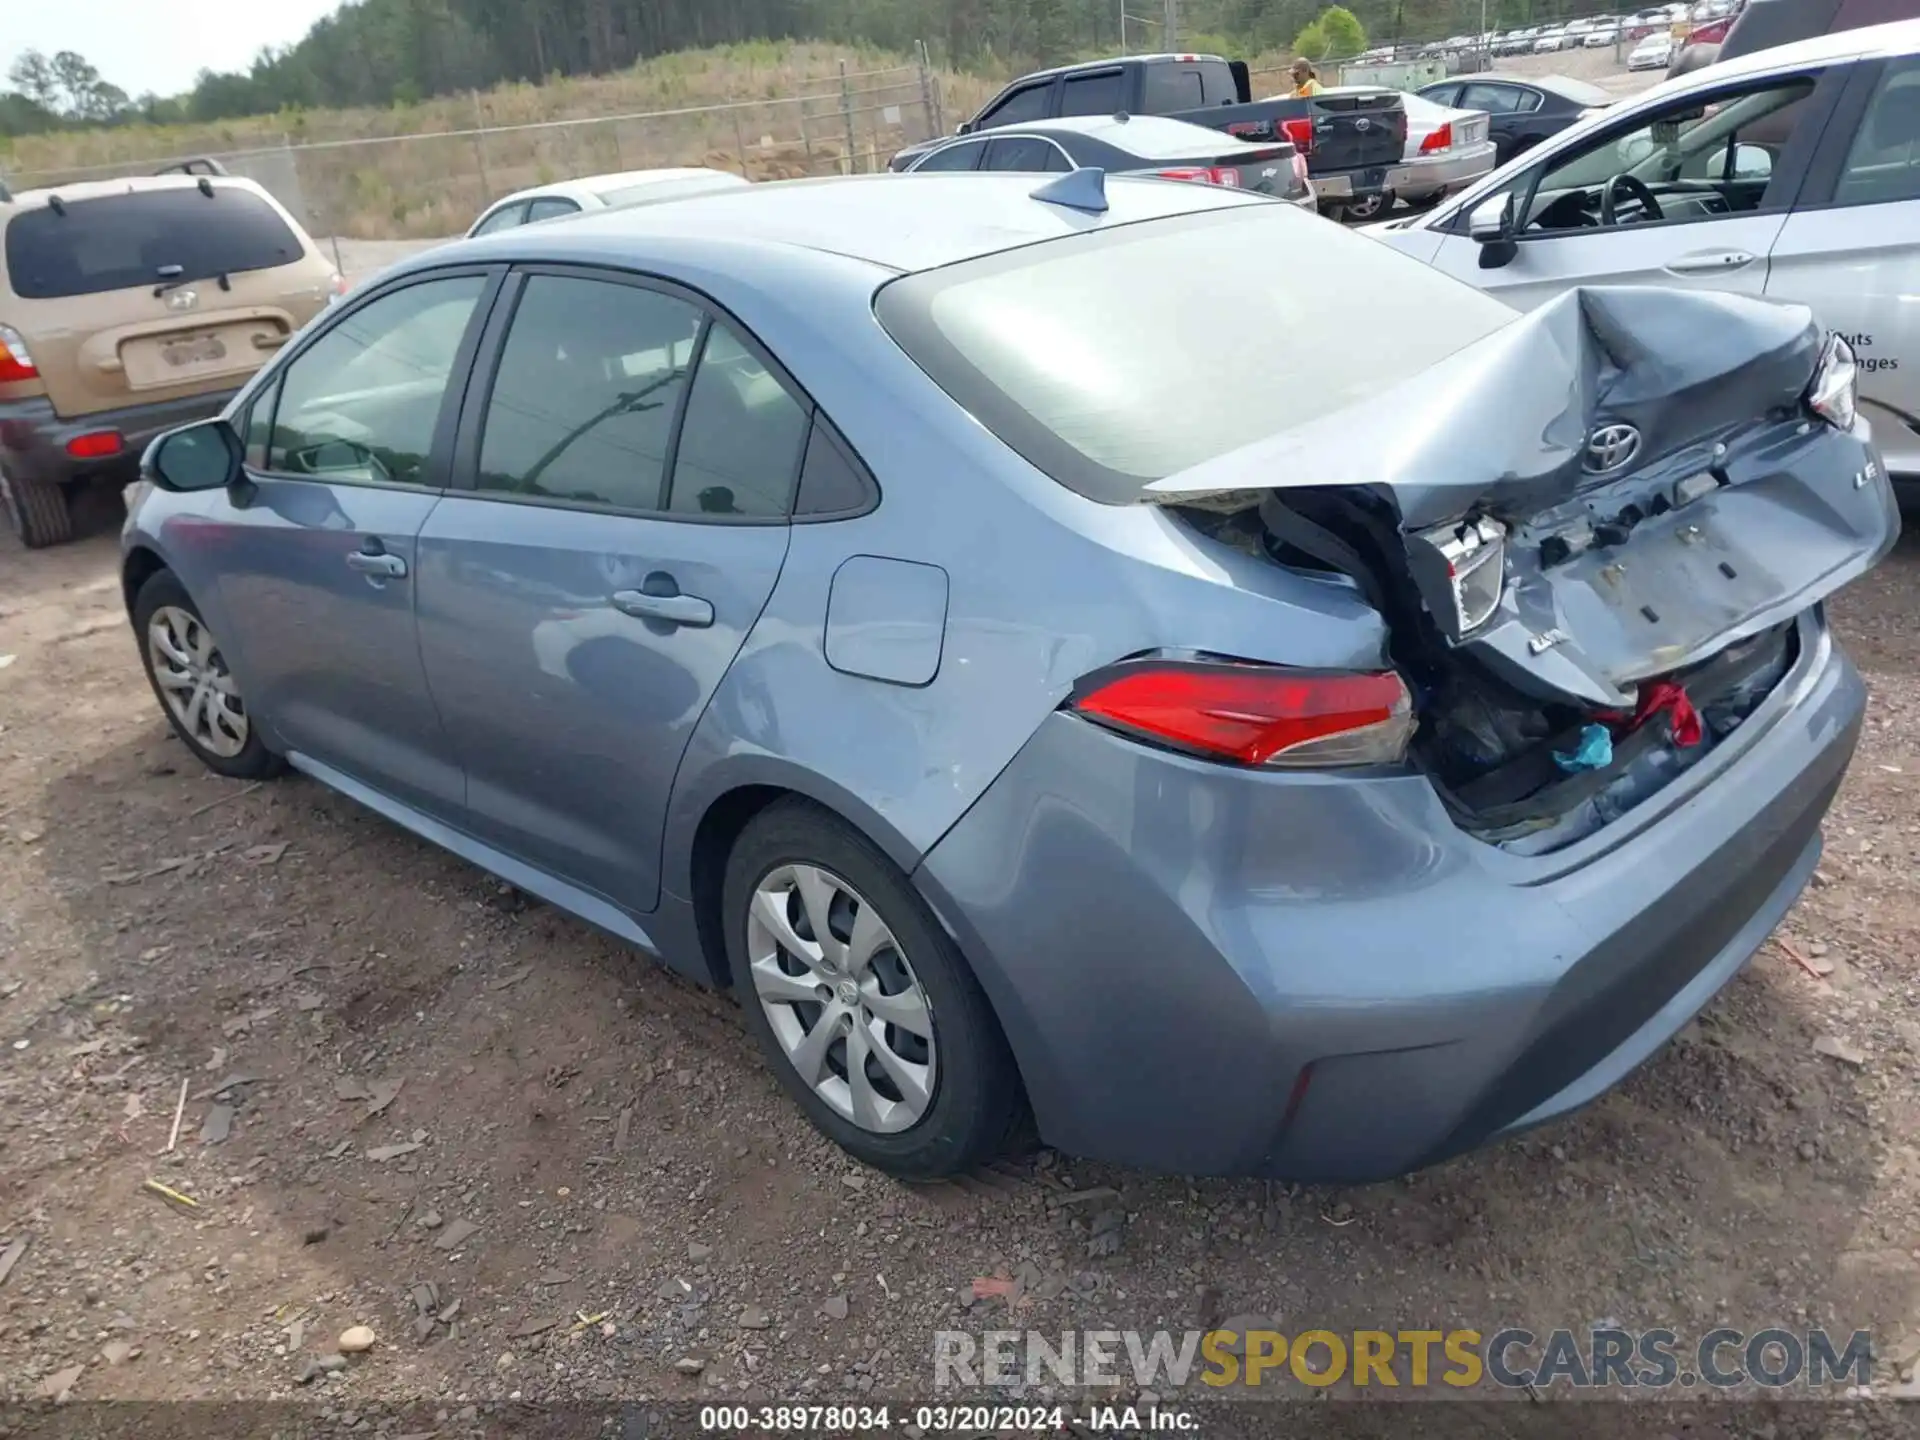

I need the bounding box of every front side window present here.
[1513,75,1816,232]
[1834,57,1920,206]
[876,205,1513,503]
[976,83,1051,130]
[913,140,988,172]
[476,275,701,512]
[267,274,486,486]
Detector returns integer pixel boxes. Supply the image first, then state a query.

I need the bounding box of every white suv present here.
[1369,18,1920,492]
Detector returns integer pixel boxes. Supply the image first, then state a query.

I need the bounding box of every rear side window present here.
[1198,61,1241,106]
[471,202,527,236]
[913,141,988,171]
[4,187,304,301]
[1142,64,1205,112]
[875,205,1514,503]
[1061,70,1125,116]
[1834,56,1920,206]
[525,196,581,223]
[983,137,1073,172]
[667,323,810,518]
[477,274,701,513]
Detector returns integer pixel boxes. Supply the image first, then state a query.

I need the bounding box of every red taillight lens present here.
[1069,660,1414,769]
[65,430,124,459]
[1279,117,1315,153]
[1692,16,1731,41]
[0,324,38,384]
[1419,122,1454,154]
[1154,166,1240,186]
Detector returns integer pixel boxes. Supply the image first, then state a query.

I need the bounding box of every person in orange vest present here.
[1290,59,1324,96]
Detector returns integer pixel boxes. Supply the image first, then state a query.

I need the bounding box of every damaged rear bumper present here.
[914,612,1862,1181]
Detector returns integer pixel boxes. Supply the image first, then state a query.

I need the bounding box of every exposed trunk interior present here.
[1174,488,1803,855]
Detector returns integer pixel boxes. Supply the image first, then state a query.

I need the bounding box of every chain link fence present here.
[8,59,947,245]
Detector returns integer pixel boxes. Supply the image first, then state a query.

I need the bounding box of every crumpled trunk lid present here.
[1148,285,1898,708]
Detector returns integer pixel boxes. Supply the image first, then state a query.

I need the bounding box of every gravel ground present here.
[3,505,1920,1419]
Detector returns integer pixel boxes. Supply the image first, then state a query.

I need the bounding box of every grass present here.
[0,40,1309,240]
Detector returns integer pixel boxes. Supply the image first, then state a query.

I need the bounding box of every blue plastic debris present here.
[1553,723,1614,774]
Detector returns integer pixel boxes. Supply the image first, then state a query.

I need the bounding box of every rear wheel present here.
[723,799,1022,1180]
[1339,192,1391,223]
[133,569,283,780]
[0,465,73,549]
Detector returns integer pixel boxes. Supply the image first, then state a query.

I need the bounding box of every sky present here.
[2,0,347,100]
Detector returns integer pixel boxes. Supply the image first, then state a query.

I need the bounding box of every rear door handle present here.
[1665,250,1756,275]
[611,589,714,628]
[346,549,407,579]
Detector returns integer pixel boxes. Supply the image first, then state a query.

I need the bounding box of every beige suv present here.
[0,172,342,548]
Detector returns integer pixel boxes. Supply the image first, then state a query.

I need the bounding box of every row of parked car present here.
[104,18,1920,1188]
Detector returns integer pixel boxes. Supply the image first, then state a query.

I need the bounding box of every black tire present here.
[0,465,73,549]
[1402,190,1445,212]
[723,798,1022,1180]
[132,569,284,781]
[1318,200,1349,223]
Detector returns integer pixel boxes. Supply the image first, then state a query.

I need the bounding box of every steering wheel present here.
[1600,172,1663,226]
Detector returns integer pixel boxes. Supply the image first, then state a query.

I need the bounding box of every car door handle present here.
[346,549,407,578]
[611,589,714,628]
[1665,250,1756,275]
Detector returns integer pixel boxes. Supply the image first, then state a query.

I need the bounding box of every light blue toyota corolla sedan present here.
[121,170,1894,1182]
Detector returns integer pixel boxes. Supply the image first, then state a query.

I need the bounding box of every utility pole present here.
[1163,0,1178,50]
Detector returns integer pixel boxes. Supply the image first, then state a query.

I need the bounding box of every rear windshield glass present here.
[5,186,305,300]
[875,203,1515,503]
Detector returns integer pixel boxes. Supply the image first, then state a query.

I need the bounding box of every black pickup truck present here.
[893,52,1412,217]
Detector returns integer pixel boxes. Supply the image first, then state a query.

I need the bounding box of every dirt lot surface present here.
[3,508,1920,1421]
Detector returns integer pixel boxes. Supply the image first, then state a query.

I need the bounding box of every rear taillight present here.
[1692,16,1732,41]
[0,324,38,383]
[1155,166,1241,187]
[1069,660,1414,769]
[1279,117,1315,153]
[1419,123,1454,153]
[65,430,124,460]
[329,272,349,296]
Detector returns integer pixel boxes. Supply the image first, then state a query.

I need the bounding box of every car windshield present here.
[875,203,1515,503]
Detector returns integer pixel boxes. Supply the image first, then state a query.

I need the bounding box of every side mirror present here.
[1468,191,1515,243]
[955,120,973,135]
[142,418,243,493]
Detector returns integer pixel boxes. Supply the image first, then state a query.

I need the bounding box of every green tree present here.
[1294,4,1366,58]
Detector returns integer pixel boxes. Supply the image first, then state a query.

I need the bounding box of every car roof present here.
[2,172,282,213]
[986,112,1265,156]
[1013,51,1231,83]
[487,167,740,211]
[429,171,1263,279]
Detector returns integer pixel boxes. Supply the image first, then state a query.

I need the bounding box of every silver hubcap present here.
[147,605,249,758]
[747,863,937,1134]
